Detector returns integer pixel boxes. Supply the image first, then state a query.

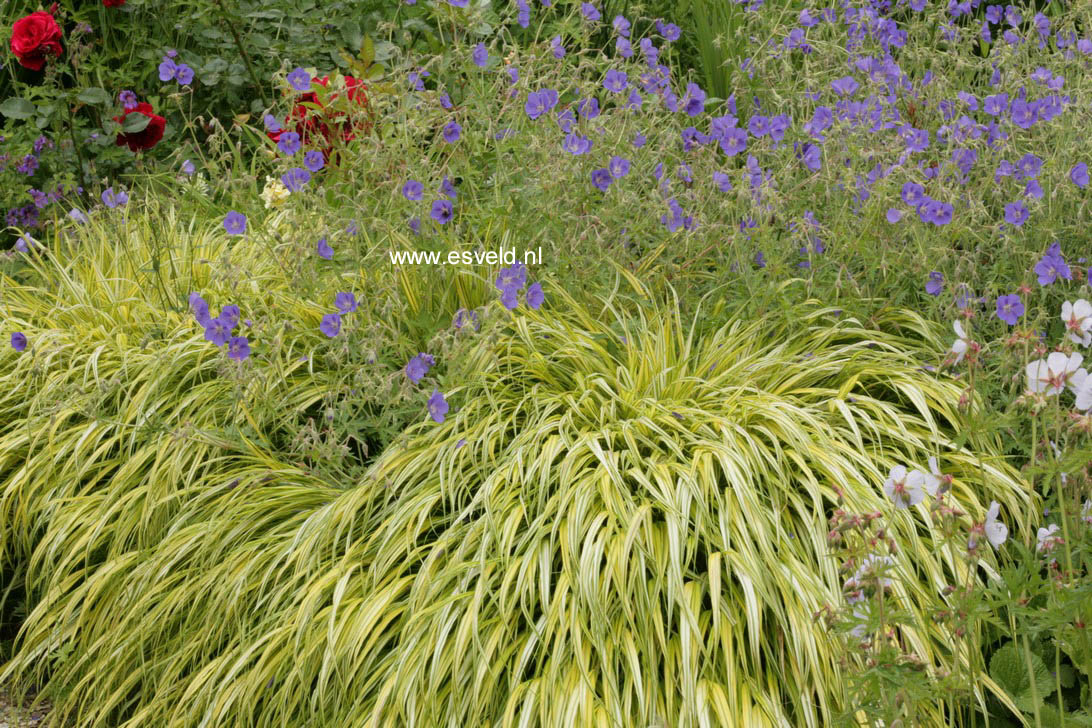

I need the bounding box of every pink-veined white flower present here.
[984,501,1008,548]
[922,456,947,496]
[951,320,972,364]
[883,465,926,508]
[1036,523,1061,553]
[1061,299,1092,347]
[1076,373,1092,412]
[851,554,896,590]
[1025,352,1086,397]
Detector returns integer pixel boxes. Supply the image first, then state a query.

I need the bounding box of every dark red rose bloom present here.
[10,11,63,71]
[113,102,166,152]
[266,75,373,161]
[103,0,127,6]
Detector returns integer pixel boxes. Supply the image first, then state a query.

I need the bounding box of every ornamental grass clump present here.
[345,290,1030,727]
[3,266,1029,726]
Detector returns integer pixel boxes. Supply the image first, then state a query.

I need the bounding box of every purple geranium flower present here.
[609,156,631,178]
[525,89,559,120]
[204,316,232,347]
[304,150,325,172]
[996,294,1024,325]
[101,187,129,209]
[335,292,358,313]
[227,336,250,361]
[175,64,194,85]
[428,390,449,423]
[591,168,612,191]
[1034,242,1071,285]
[431,199,454,224]
[287,67,311,92]
[277,132,301,156]
[1071,162,1089,188]
[926,272,943,296]
[551,35,565,59]
[901,182,925,206]
[316,237,334,259]
[831,76,859,96]
[496,262,528,291]
[219,304,241,328]
[1004,200,1029,226]
[223,211,246,235]
[442,120,461,143]
[320,313,341,338]
[472,43,488,67]
[500,286,519,310]
[403,180,423,201]
[158,57,178,82]
[563,133,593,155]
[406,353,435,383]
[281,167,311,192]
[440,176,457,199]
[683,82,706,116]
[581,2,600,21]
[11,332,27,352]
[453,308,479,330]
[918,198,954,226]
[578,97,600,120]
[526,281,544,309]
[659,20,681,41]
[719,128,747,156]
[604,69,628,93]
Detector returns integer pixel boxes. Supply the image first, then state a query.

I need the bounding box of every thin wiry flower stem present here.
[1050,396,1074,578]
[213,0,269,107]
[1022,632,1045,728]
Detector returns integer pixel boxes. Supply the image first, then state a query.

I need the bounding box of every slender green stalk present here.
[213,0,269,107]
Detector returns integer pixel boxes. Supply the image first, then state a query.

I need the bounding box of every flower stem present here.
[214,0,269,107]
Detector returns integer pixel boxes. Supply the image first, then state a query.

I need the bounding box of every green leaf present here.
[373,41,396,62]
[990,642,1055,713]
[359,34,374,67]
[122,113,152,133]
[77,87,112,105]
[0,97,36,119]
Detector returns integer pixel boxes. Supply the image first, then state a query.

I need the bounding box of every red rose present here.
[103,0,127,6]
[266,74,373,161]
[10,11,63,71]
[113,102,166,152]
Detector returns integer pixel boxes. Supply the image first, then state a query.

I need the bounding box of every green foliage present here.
[990,641,1055,713]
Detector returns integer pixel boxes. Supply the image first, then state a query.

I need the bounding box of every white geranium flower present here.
[1076,373,1092,412]
[1036,523,1060,553]
[883,465,925,509]
[923,456,945,496]
[984,501,1008,549]
[1061,299,1092,347]
[1026,352,1086,396]
[854,553,896,589]
[951,320,971,364]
